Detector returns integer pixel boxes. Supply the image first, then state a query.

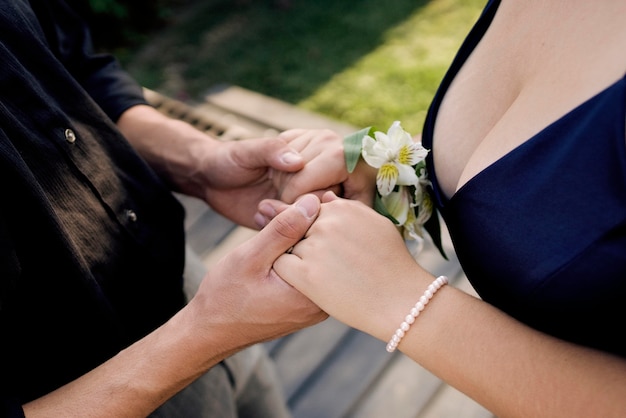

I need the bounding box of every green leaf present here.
[414,160,426,175]
[373,193,399,224]
[343,127,371,173]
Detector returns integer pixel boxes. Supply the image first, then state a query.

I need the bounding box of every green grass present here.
[123,0,485,135]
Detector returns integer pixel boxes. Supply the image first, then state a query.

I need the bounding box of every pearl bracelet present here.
[386,275,449,353]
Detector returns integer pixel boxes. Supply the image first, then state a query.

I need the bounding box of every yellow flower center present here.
[397,145,413,165]
[379,163,399,182]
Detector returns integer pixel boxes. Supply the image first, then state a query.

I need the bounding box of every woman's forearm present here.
[375,281,626,418]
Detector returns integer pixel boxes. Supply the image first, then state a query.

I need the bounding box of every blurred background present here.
[71,0,484,136]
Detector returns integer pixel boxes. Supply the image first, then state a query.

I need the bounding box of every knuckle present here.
[273,214,303,241]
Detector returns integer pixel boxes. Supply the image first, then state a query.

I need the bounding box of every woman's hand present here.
[273,191,428,340]
[255,129,377,228]
[190,193,328,349]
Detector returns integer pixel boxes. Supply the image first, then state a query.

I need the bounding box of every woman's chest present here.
[432,0,626,199]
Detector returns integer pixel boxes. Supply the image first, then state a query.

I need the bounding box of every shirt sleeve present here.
[1,398,26,418]
[29,0,149,121]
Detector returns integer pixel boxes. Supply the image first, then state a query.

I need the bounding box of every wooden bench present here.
[146,86,495,418]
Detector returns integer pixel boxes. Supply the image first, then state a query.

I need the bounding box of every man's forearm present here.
[22,302,236,417]
[116,104,218,198]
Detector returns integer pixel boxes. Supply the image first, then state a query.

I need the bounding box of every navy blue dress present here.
[422,0,626,357]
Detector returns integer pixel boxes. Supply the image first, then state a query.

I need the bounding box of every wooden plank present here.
[203,84,358,136]
[184,208,238,258]
[144,88,263,140]
[266,318,351,401]
[174,193,212,230]
[345,353,443,418]
[288,329,395,418]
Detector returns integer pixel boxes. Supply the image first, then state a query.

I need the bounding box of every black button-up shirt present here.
[1,1,186,412]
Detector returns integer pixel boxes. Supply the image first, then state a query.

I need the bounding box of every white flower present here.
[403,207,422,240]
[343,120,441,252]
[400,193,433,241]
[413,191,434,234]
[412,165,431,206]
[361,121,428,196]
[380,186,412,225]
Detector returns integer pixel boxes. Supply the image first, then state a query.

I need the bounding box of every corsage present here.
[344,121,446,259]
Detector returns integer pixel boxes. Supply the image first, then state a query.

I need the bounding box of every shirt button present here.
[64,128,76,143]
[125,209,138,222]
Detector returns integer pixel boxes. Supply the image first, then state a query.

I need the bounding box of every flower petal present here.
[376,163,399,196]
[415,192,433,226]
[387,121,409,144]
[405,144,429,166]
[396,163,419,187]
[373,130,391,148]
[361,135,386,168]
[381,187,410,225]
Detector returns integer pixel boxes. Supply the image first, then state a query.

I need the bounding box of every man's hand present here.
[23,195,326,418]
[196,136,309,228]
[116,105,307,228]
[117,106,374,229]
[189,194,328,348]
[254,129,377,228]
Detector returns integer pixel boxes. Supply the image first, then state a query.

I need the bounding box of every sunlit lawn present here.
[123,0,485,135]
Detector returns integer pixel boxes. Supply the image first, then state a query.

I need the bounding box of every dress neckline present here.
[447,76,626,203]
[424,0,626,208]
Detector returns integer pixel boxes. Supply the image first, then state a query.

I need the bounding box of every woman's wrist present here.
[361,267,440,344]
[385,275,449,352]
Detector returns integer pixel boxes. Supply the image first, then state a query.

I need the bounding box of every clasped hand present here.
[195,126,419,345]
[247,128,424,340]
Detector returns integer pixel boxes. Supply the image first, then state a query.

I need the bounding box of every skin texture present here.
[255,128,377,228]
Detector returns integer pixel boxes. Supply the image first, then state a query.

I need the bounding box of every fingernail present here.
[280,151,303,165]
[254,212,267,228]
[295,195,319,219]
[258,202,276,217]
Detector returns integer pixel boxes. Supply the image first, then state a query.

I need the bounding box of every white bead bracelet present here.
[386,275,449,353]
